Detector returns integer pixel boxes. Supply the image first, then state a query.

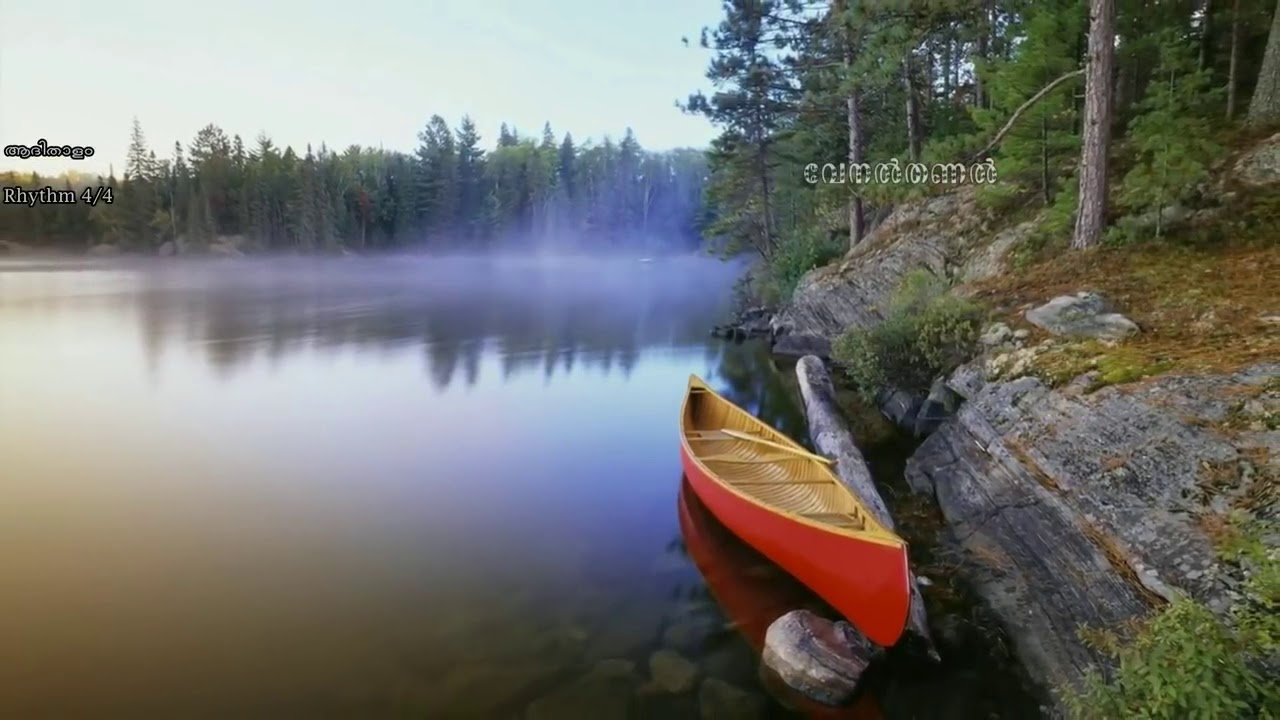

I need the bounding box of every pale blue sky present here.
[0,0,723,176]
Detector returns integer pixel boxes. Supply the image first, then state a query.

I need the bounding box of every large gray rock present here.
[157,240,176,256]
[761,610,878,706]
[1024,292,1139,341]
[1233,131,1280,186]
[87,243,120,256]
[914,376,963,437]
[775,186,1030,342]
[905,362,1280,698]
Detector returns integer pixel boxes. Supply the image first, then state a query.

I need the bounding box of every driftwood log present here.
[795,355,940,661]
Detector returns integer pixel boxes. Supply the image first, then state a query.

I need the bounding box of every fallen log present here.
[795,355,940,661]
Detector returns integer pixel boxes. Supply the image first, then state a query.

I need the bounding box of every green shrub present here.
[761,227,844,305]
[832,270,985,400]
[1064,518,1280,719]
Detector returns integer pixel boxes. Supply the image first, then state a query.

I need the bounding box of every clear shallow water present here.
[0,256,821,718]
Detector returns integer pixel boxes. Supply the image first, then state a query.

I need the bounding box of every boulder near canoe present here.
[678,374,912,647]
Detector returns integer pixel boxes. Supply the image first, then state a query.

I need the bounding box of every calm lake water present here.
[0,255,1041,719]
[0,255,823,718]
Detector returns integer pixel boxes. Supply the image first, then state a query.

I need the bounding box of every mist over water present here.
[0,253,818,717]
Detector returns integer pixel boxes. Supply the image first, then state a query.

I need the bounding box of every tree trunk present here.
[1073,0,1116,250]
[1041,114,1051,205]
[1199,0,1214,71]
[975,10,989,109]
[1227,0,1241,119]
[843,20,866,249]
[848,87,866,248]
[1246,0,1280,126]
[904,54,923,163]
[758,141,777,256]
[943,38,953,98]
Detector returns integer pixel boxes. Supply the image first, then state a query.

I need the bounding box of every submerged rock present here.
[699,677,767,720]
[761,609,877,706]
[525,659,639,720]
[648,649,699,693]
[660,617,717,653]
[1024,291,1139,341]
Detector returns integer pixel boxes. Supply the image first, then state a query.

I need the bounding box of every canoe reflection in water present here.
[677,479,884,720]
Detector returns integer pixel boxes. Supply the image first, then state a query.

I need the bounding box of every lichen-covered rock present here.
[905,362,1280,697]
[981,322,1013,347]
[1233,131,1280,186]
[775,188,986,340]
[1024,292,1139,341]
[761,609,877,706]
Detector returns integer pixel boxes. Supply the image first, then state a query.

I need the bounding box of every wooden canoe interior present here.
[683,382,874,534]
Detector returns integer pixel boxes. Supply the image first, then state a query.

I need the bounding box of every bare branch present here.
[969,68,1084,162]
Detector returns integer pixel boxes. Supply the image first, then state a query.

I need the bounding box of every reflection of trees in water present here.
[129,258,741,387]
[706,342,810,445]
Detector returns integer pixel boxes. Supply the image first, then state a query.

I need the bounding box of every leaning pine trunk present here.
[1073,0,1116,250]
[796,356,940,661]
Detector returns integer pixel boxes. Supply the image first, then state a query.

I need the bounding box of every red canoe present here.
[678,375,911,648]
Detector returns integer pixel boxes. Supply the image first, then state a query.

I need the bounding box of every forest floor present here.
[966,135,1280,391]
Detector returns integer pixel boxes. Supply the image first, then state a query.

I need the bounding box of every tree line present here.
[0,117,709,253]
[688,0,1280,297]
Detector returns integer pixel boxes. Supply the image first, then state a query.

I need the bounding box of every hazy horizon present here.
[0,0,723,176]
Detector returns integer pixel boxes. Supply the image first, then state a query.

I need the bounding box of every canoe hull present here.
[680,443,911,647]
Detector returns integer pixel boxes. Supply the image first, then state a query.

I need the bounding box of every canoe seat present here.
[801,512,864,529]
[700,453,812,464]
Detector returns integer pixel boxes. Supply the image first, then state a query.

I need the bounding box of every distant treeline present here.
[0,118,710,253]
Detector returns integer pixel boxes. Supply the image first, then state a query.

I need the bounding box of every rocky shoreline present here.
[740,134,1280,712]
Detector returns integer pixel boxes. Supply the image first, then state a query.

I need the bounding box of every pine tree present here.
[557,133,577,198]
[415,115,459,241]
[123,118,157,249]
[455,115,486,239]
[974,0,1085,205]
[684,0,797,258]
[1117,30,1221,238]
